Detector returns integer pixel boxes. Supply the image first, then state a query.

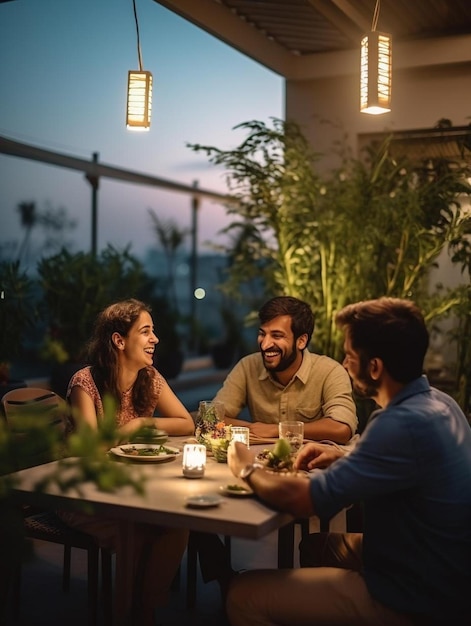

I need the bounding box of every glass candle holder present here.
[230,426,250,448]
[182,443,206,478]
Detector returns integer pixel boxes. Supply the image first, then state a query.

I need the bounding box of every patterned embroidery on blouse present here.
[67,366,165,427]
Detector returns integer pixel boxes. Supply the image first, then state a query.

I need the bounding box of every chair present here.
[1,387,69,469]
[2,387,113,626]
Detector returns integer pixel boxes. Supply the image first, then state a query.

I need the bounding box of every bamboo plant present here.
[188,119,471,411]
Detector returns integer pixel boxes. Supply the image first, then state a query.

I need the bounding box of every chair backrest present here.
[2,387,69,468]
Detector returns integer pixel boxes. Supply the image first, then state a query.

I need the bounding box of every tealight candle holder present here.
[230,426,250,448]
[182,443,206,478]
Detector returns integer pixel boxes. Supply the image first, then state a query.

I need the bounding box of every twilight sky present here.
[0,0,283,261]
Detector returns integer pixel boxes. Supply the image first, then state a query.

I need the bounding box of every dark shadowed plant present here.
[0,394,146,622]
[0,260,37,383]
[148,210,189,315]
[37,245,156,364]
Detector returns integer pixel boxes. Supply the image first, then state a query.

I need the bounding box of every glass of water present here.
[278,420,304,457]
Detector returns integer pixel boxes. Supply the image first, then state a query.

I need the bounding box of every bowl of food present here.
[255,438,295,473]
[210,438,230,463]
[130,427,168,445]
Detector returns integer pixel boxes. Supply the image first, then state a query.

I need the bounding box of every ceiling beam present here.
[288,33,471,80]
[153,0,295,76]
[306,0,367,44]
[328,0,371,32]
[153,1,471,81]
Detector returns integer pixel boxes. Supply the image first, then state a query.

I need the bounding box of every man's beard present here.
[262,340,298,373]
[352,360,380,399]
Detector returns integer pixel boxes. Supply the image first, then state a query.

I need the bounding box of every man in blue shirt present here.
[227,297,471,625]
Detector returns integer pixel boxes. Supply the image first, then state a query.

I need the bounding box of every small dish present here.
[185,495,224,508]
[219,484,253,497]
[109,443,179,462]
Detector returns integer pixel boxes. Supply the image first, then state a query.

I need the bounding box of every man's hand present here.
[294,442,344,471]
[249,422,279,438]
[227,441,255,478]
[228,443,315,517]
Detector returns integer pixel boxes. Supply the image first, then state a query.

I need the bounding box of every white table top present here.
[9,437,293,540]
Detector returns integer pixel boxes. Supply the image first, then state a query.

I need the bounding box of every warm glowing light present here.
[360,31,392,115]
[194,288,206,300]
[182,443,206,478]
[126,71,153,130]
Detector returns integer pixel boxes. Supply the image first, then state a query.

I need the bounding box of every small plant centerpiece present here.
[195,401,232,462]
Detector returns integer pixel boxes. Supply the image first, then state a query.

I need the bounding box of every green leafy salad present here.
[255,438,294,472]
[120,445,177,457]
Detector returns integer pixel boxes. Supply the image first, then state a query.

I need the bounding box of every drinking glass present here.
[278,420,304,457]
[230,426,250,448]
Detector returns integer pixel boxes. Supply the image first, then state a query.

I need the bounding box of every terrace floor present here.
[3,527,292,626]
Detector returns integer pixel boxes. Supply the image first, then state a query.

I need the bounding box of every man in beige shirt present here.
[195,296,357,599]
[214,296,357,443]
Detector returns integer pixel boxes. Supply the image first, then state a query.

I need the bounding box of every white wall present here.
[286,60,471,173]
[286,56,471,373]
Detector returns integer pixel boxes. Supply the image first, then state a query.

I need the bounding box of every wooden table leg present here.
[114,520,136,626]
[277,521,295,568]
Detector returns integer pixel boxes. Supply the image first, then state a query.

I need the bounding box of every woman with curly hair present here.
[62,298,194,625]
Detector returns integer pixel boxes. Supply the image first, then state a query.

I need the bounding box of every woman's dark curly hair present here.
[88,299,157,415]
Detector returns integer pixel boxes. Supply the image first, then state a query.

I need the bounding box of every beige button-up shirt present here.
[213,351,357,434]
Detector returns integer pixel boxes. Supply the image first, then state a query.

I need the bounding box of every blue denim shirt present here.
[309,376,471,620]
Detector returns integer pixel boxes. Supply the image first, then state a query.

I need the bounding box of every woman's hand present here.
[117,417,155,441]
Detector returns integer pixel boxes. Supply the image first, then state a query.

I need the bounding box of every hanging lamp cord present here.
[371,0,380,32]
[132,0,144,71]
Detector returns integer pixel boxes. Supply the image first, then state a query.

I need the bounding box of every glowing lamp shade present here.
[182,443,206,478]
[360,31,391,115]
[126,70,153,131]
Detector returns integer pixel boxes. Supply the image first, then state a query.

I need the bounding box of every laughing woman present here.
[61,298,194,625]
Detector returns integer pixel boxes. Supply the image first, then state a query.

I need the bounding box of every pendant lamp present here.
[126,0,152,130]
[360,0,391,115]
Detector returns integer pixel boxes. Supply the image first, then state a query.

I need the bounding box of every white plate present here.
[185,495,224,508]
[109,443,180,462]
[219,484,253,497]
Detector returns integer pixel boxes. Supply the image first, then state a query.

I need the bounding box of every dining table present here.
[7,436,295,624]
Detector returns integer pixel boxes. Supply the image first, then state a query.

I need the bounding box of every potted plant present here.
[147,211,188,379]
[149,293,185,380]
[189,119,471,361]
[0,260,36,393]
[37,245,157,397]
[210,305,245,369]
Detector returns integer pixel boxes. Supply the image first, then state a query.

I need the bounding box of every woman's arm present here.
[69,385,100,429]
[150,379,194,436]
[70,378,194,438]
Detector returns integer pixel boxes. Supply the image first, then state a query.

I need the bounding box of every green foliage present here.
[0,394,146,505]
[189,119,471,363]
[15,201,77,266]
[148,209,189,315]
[37,245,155,362]
[0,260,37,376]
